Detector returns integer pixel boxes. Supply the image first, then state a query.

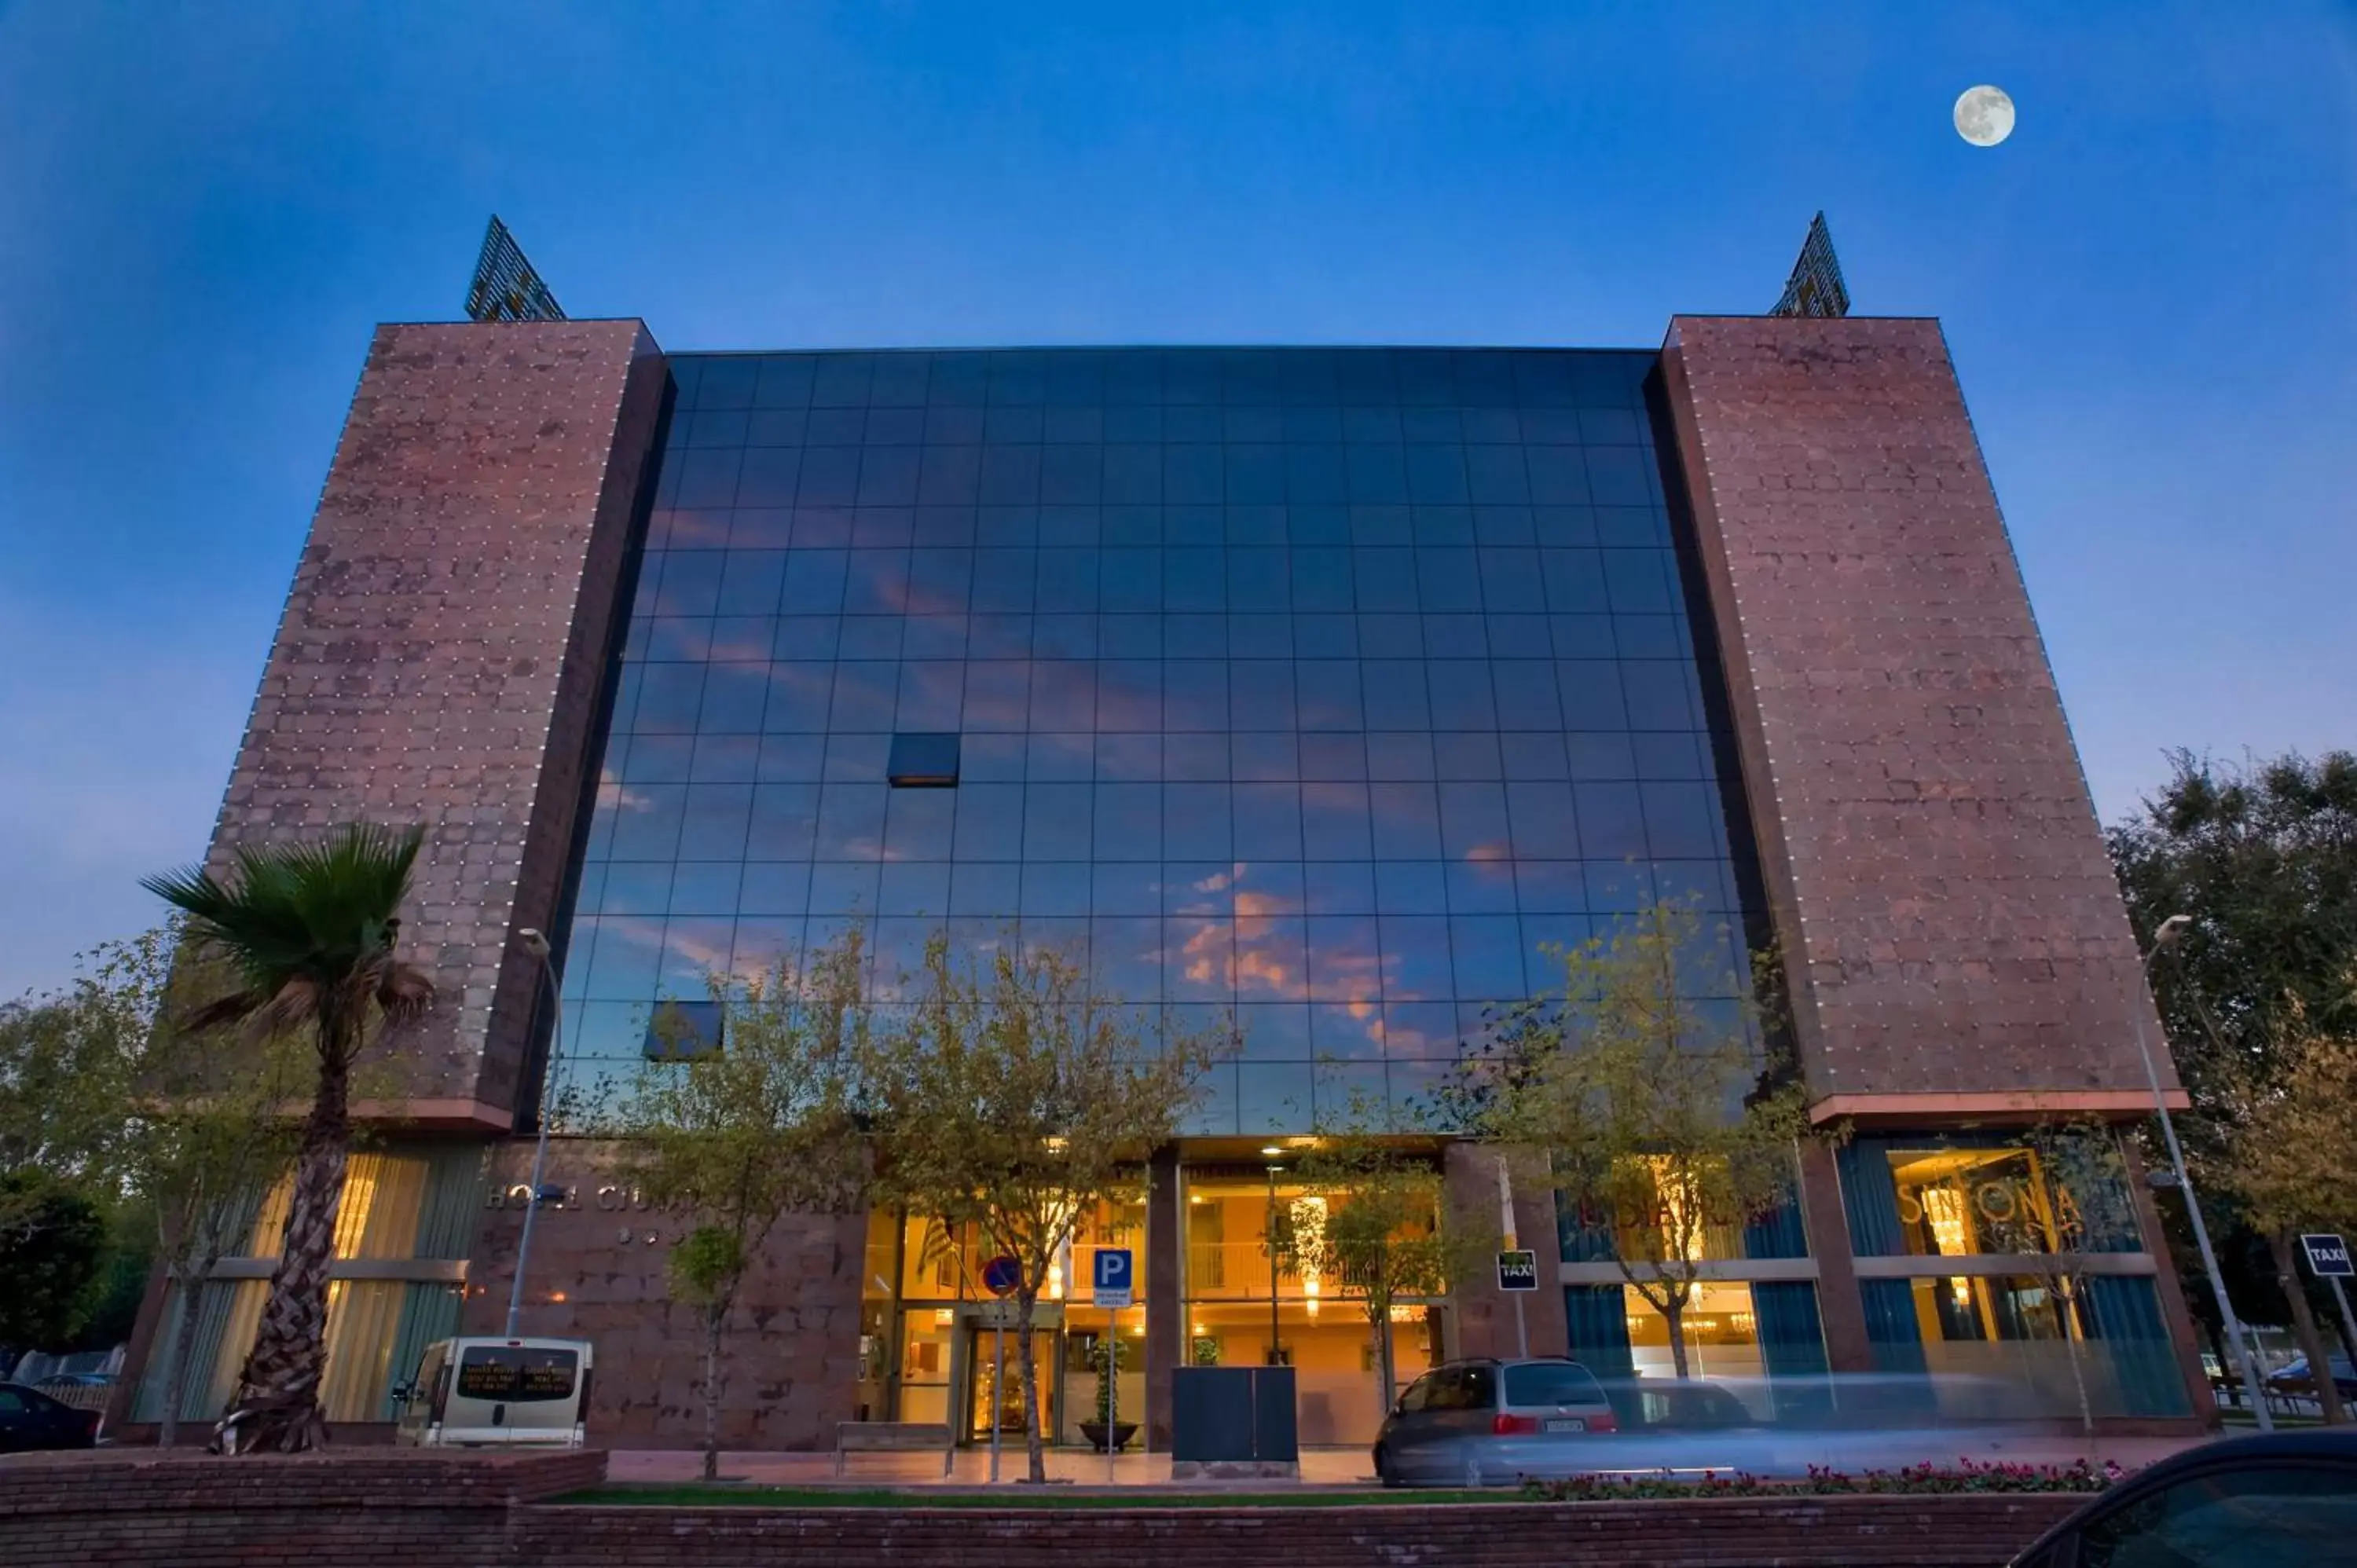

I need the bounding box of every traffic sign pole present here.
[1497,1157,1529,1359]
[2330,1277,2357,1383]
[1107,1303,1118,1484]
[989,1321,1003,1484]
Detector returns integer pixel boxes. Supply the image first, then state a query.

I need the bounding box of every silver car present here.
[1374,1357,1621,1487]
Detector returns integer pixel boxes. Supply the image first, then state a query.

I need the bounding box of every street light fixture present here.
[505,927,563,1339]
[2130,914,2271,1430]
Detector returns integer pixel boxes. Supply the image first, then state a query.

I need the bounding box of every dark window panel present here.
[857,447,921,507]
[918,446,982,505]
[1513,861,1587,914]
[1478,548,1546,614]
[1427,661,1497,731]
[1424,613,1487,658]
[656,551,726,617]
[1233,783,1304,859]
[1227,548,1288,612]
[1164,782,1233,859]
[1299,733,1367,781]
[907,548,974,614]
[1354,549,1418,611]
[1499,732,1570,781]
[808,863,881,915]
[1585,446,1657,506]
[678,784,755,860]
[1306,916,1382,1001]
[1446,856,1518,914]
[838,616,903,660]
[871,354,931,407]
[746,784,821,859]
[1025,732,1095,781]
[634,665,707,735]
[779,550,848,615]
[1411,548,1479,612]
[1166,734,1230,781]
[1640,781,1721,860]
[1632,731,1706,780]
[1293,613,1357,658]
[1039,445,1102,504]
[796,448,860,507]
[1300,781,1374,860]
[926,407,984,445]
[1233,731,1300,781]
[806,408,865,445]
[842,549,911,616]
[962,661,1032,731]
[1438,780,1512,861]
[980,445,1042,505]
[709,617,775,662]
[927,356,989,407]
[1305,860,1376,914]
[968,613,1033,658]
[1492,660,1563,731]
[1229,610,1291,657]
[1374,861,1448,914]
[812,782,887,860]
[1380,914,1454,998]
[827,664,896,731]
[647,617,713,662]
[1347,445,1407,504]
[972,549,1036,613]
[1163,660,1229,732]
[1020,863,1091,917]
[761,663,833,732]
[950,863,1021,915]
[1366,731,1436,781]
[1161,548,1223,611]
[697,665,771,734]
[953,783,1025,859]
[600,863,673,914]
[1557,662,1632,729]
[1574,781,1649,860]
[1550,614,1615,659]
[756,734,825,782]
[1450,914,1527,999]
[1525,447,1591,507]
[885,730,961,789]
[1023,782,1094,860]
[670,863,743,916]
[1602,549,1674,614]
[1100,548,1163,612]
[1432,731,1503,781]
[1622,661,1697,730]
[1231,660,1296,729]
[738,863,812,916]
[1369,782,1443,860]
[1095,660,1162,731]
[1236,1002,1314,1062]
[1092,783,1160,859]
[1027,661,1097,731]
[811,355,874,408]
[1405,445,1468,505]
[1505,780,1581,859]
[1296,660,1364,731]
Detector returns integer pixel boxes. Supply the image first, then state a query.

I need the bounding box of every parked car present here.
[2266,1355,2357,1403]
[0,1382,102,1453]
[1373,1357,1619,1487]
[391,1337,593,1448]
[2010,1431,2357,1566]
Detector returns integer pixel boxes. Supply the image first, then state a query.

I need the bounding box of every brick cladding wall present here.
[207,321,667,1122]
[1659,316,2168,1112]
[0,1449,2084,1568]
[461,1139,867,1449]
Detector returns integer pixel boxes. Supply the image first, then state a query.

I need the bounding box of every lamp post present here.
[2132,914,2270,1431]
[504,928,563,1339]
[1263,1149,1284,1365]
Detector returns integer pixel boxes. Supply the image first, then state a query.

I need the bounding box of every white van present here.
[392,1337,593,1449]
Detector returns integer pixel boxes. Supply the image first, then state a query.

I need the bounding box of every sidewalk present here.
[606,1431,2202,1489]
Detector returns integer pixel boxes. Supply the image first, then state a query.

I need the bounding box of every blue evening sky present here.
[1,2,2350,996]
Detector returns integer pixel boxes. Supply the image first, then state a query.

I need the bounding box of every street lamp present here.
[2131,913,2271,1431]
[1263,1150,1285,1366]
[504,928,563,1339]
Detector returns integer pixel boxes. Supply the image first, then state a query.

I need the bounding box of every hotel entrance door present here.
[966,1325,1061,1442]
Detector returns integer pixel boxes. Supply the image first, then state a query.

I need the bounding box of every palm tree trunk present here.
[226,1041,354,1453]
[2269,1229,2350,1424]
[156,1266,209,1448]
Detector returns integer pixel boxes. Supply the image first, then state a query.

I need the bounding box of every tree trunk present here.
[701,1302,724,1482]
[156,1264,209,1449]
[224,1042,354,1453]
[2268,1229,2349,1424]
[1665,1297,1691,1379]
[1370,1299,1397,1426]
[1014,1288,1046,1483]
[2057,1276,2095,1439]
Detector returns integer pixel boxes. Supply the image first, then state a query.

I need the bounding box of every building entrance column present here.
[1797,1138,1874,1373]
[1144,1145,1182,1452]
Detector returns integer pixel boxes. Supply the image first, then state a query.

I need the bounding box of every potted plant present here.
[1076,1335,1137,1453]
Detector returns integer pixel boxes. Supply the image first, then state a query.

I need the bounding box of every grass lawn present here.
[560,1486,1504,1509]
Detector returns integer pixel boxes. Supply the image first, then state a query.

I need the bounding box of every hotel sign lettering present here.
[483,1183,663,1214]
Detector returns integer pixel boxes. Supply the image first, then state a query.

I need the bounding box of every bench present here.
[834,1420,955,1478]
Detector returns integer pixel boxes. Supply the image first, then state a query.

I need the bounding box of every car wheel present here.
[1374,1445,1399,1488]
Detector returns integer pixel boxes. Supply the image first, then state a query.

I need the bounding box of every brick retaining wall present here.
[0,1449,2083,1568]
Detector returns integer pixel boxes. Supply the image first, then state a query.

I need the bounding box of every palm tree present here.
[142,823,434,1452]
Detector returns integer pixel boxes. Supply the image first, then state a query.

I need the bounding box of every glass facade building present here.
[556,347,1759,1134]
[122,315,2209,1449]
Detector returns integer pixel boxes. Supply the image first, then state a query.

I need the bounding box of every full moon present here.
[1954,85,2016,147]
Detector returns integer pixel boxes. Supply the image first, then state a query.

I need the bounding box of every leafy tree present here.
[868,936,1230,1483]
[2109,749,2357,1388]
[1471,900,1809,1377]
[143,824,434,1453]
[2204,1026,2357,1423]
[2109,749,2357,1122]
[0,1173,108,1357]
[1268,1097,1486,1424]
[621,931,874,1482]
[1981,1123,2145,1438]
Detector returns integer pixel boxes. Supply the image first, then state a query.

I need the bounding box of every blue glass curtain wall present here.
[556,347,1764,1137]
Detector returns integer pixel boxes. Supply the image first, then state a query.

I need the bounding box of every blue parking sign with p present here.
[1093,1247,1134,1308]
